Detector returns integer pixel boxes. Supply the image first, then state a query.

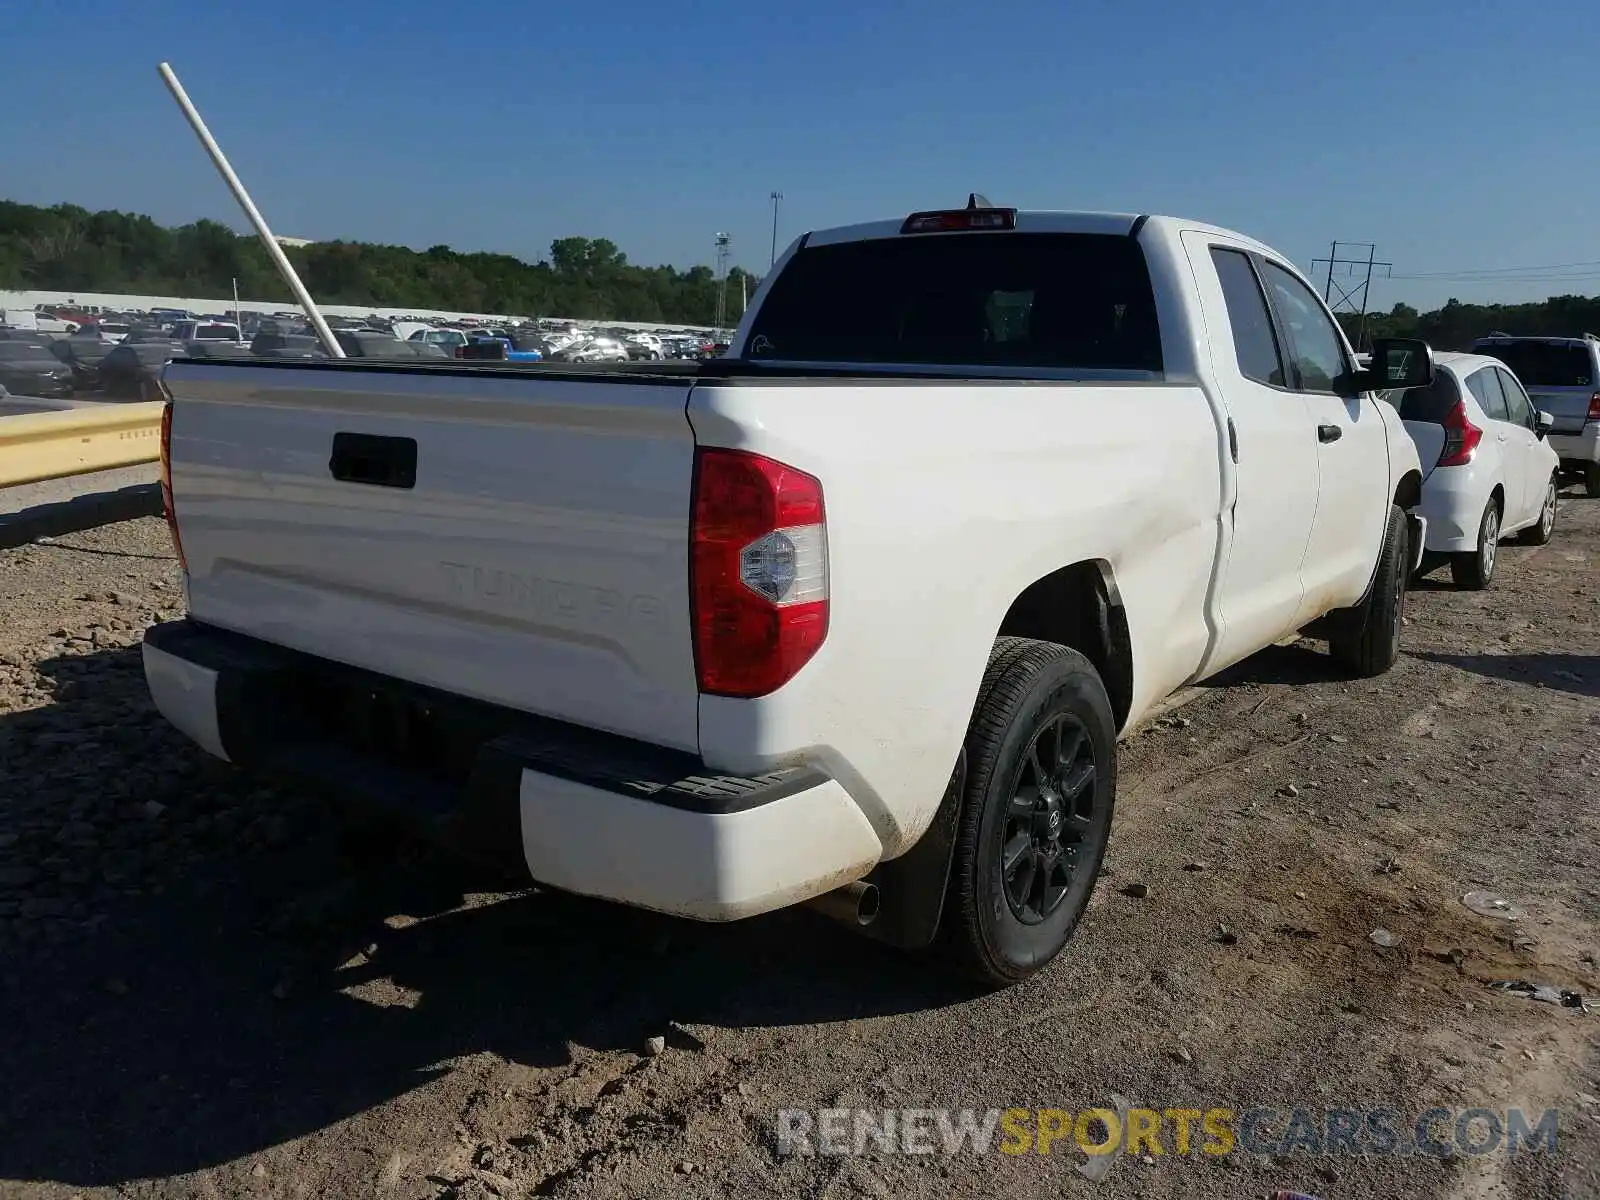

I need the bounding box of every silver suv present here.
[1472,333,1600,496]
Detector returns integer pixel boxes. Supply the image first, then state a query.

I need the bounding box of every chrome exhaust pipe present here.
[805,880,881,928]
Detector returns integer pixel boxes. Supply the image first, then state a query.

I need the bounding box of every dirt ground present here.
[0,494,1596,1200]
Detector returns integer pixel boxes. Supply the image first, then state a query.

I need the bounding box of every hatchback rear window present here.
[1472,341,1593,387]
[744,232,1162,372]
[1387,369,1462,423]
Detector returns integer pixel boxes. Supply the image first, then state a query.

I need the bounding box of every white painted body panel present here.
[162,362,702,750]
[690,379,1222,856]
[518,773,883,920]
[152,209,1422,920]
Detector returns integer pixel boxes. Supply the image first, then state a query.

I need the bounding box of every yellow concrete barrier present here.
[0,402,163,489]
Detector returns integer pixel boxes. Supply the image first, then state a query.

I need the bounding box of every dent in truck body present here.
[689,376,1221,862]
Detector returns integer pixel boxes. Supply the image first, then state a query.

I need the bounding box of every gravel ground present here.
[0,501,1596,1200]
[0,465,160,517]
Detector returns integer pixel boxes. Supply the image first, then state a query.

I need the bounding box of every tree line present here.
[7,200,1600,343]
[0,200,760,324]
[1337,295,1600,352]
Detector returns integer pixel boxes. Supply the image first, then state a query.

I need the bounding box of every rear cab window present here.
[743,232,1162,372]
[1209,248,1286,386]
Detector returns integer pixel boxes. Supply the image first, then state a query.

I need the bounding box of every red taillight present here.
[158,395,188,573]
[900,208,1017,234]
[1437,400,1483,468]
[690,449,828,698]
[1587,391,1600,421]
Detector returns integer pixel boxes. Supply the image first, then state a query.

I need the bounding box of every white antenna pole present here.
[157,62,345,358]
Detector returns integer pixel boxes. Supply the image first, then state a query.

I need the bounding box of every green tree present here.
[0,199,750,325]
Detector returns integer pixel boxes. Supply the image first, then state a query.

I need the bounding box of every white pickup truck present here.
[144,202,1434,985]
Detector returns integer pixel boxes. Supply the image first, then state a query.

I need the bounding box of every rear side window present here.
[1497,368,1533,425]
[1475,341,1593,387]
[1389,369,1461,423]
[744,233,1162,372]
[1210,248,1286,386]
[1467,368,1510,421]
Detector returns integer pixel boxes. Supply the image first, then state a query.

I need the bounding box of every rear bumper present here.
[141,620,882,921]
[1549,424,1600,467]
[1416,466,1490,553]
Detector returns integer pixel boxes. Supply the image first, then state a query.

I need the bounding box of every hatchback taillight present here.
[690,449,828,697]
[1587,391,1600,422]
[1437,401,1483,468]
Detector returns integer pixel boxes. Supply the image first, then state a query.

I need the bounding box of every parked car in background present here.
[32,313,77,335]
[500,330,548,361]
[1471,333,1600,497]
[336,331,450,359]
[169,320,242,343]
[179,341,254,362]
[251,332,327,359]
[1385,353,1559,588]
[545,336,630,363]
[407,328,471,355]
[0,340,76,397]
[49,335,116,391]
[92,320,133,345]
[98,341,180,401]
[125,327,178,345]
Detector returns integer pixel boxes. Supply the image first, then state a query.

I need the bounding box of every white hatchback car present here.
[1386,352,1560,589]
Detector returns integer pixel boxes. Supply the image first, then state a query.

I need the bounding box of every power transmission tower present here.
[1311,241,1393,351]
[769,191,783,267]
[713,232,731,329]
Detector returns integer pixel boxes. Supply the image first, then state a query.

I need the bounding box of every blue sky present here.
[4,0,1596,310]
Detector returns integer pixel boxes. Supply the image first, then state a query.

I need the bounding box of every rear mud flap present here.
[855,750,965,950]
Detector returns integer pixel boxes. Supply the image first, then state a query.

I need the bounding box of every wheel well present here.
[995,561,1133,729]
[1489,483,1504,514]
[1393,469,1422,512]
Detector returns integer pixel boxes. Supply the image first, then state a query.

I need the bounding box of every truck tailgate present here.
[162,361,701,751]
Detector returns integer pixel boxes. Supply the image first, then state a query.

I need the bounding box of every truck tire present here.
[1517,475,1557,545]
[1328,503,1408,678]
[941,639,1116,987]
[1450,497,1500,590]
[1585,463,1600,499]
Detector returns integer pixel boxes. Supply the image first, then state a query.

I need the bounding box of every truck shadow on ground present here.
[0,644,974,1189]
[1194,641,1346,688]
[1411,651,1600,699]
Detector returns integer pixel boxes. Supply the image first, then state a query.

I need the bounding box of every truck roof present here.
[801,210,1281,260]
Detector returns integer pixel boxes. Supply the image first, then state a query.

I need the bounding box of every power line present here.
[1389,272,1600,284]
[1392,258,1600,279]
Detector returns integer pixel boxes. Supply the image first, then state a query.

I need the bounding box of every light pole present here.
[769,191,783,268]
[713,232,731,330]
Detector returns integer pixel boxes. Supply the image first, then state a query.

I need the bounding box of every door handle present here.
[1317,424,1343,444]
[1227,417,1238,463]
[329,431,418,489]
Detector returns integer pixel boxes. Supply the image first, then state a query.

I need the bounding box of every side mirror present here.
[1536,409,1555,438]
[1356,337,1435,393]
